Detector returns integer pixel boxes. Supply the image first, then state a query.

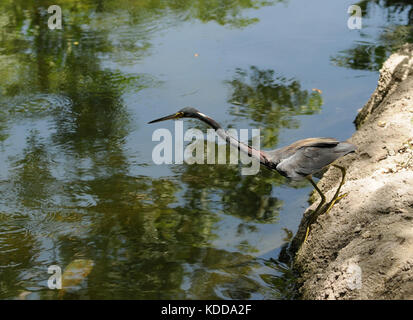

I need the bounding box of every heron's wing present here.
[275,142,355,180]
[265,137,339,164]
[286,137,340,150]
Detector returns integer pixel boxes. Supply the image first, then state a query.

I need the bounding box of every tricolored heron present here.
[148,107,356,242]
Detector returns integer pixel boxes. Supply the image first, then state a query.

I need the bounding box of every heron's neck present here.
[194,113,271,166]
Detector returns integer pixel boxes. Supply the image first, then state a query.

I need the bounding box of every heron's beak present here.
[148,112,183,124]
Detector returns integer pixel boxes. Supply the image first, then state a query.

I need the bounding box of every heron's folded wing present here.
[298,146,343,175]
[276,144,352,179]
[292,137,340,149]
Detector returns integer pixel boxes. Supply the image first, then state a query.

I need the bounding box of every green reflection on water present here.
[332,0,413,71]
[227,66,323,148]
[0,0,298,300]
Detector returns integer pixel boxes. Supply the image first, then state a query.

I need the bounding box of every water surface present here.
[0,0,411,299]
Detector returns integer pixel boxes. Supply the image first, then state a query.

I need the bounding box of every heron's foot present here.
[325,192,348,215]
[302,201,326,244]
[303,225,311,243]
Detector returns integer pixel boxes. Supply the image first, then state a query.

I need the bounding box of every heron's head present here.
[148,107,202,124]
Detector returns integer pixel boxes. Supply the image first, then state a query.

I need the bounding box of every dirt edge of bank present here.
[290,44,413,300]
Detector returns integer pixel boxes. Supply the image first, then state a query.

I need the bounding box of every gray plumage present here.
[264,138,356,180]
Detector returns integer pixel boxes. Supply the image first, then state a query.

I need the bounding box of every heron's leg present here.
[304,176,326,242]
[324,165,347,215]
